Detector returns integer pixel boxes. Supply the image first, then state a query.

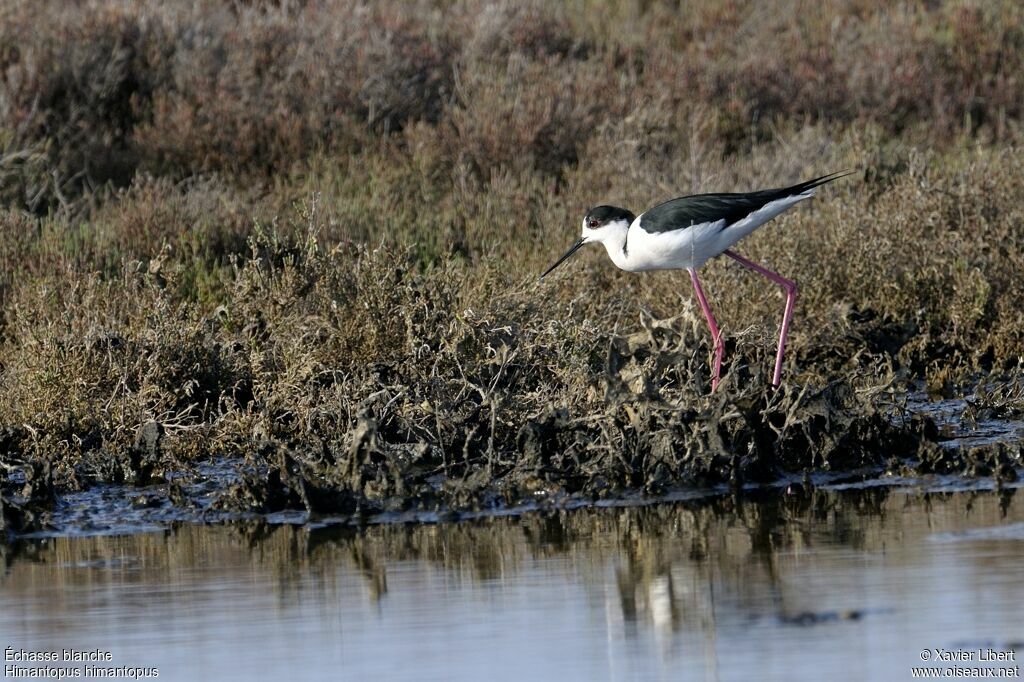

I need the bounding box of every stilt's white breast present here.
[623,217,725,271]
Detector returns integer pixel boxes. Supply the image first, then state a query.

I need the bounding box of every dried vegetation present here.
[2,0,1024,534]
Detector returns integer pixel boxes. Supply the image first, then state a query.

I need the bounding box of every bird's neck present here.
[596,220,632,271]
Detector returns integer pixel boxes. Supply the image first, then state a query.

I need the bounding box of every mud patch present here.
[905,390,1024,482]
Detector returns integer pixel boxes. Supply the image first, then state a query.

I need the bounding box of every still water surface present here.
[2,483,1023,681]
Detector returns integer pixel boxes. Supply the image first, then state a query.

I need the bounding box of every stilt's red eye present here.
[588,219,600,228]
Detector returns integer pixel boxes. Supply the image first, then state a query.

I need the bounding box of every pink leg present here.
[689,269,724,390]
[723,250,798,388]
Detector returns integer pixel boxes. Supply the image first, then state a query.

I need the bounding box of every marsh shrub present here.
[133,3,455,175]
[3,0,1023,212]
[462,1,584,62]
[447,55,626,178]
[0,1,171,208]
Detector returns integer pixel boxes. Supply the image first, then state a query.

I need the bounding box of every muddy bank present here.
[3,353,1021,540]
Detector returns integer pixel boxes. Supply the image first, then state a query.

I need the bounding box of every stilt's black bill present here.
[540,238,586,279]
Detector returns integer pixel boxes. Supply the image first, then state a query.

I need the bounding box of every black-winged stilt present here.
[541,171,851,390]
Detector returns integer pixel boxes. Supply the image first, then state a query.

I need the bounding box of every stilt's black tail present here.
[779,169,856,197]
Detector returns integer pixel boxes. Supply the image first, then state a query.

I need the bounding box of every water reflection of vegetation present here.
[4,487,1021,643]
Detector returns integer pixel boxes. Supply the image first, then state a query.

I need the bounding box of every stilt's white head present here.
[540,205,636,278]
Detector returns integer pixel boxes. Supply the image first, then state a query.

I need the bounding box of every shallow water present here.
[3,484,1023,681]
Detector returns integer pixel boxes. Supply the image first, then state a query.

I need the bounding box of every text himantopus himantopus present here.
[541,171,851,389]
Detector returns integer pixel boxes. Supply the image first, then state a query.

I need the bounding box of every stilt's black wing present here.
[638,171,852,233]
